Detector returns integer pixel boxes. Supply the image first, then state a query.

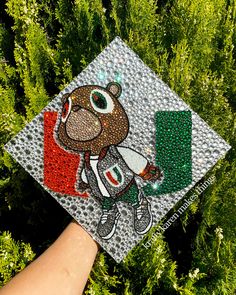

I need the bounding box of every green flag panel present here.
[143,111,192,196]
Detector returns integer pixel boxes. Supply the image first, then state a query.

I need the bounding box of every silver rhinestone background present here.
[4,37,231,263]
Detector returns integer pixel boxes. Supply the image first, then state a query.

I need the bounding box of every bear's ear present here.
[106,82,122,98]
[61,93,70,104]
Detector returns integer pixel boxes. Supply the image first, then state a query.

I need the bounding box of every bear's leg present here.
[118,182,153,235]
[117,181,140,207]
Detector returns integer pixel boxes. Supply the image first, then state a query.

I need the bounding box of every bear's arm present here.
[116,146,148,175]
[81,169,88,183]
[117,146,163,181]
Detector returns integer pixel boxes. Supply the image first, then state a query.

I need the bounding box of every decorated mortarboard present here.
[4,37,231,263]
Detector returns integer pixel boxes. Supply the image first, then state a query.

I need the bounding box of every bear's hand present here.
[77,181,91,193]
[140,164,163,181]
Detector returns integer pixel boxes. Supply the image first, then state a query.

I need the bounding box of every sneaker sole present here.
[99,211,121,240]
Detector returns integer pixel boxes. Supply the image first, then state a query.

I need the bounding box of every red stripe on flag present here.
[43,111,88,197]
[106,171,119,186]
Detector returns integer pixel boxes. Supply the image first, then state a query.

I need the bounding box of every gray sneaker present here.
[97,204,121,240]
[133,196,153,235]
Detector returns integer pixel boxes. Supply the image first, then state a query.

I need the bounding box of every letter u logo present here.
[103,164,124,187]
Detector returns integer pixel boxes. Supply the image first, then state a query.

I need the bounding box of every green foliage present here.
[0,0,236,294]
[0,231,35,287]
[55,0,110,75]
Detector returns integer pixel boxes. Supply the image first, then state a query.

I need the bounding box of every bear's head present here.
[56,82,129,155]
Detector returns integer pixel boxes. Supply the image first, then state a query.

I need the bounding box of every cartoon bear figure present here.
[56,82,163,240]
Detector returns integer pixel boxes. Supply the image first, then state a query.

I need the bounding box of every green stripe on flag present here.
[113,166,122,183]
[143,111,192,196]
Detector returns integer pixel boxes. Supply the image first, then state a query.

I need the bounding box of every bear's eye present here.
[92,92,107,109]
[90,89,114,114]
[61,97,72,123]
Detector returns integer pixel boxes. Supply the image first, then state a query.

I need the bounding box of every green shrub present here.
[0,231,35,287]
[0,0,235,293]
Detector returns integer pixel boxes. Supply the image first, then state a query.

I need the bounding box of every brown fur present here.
[56,83,129,155]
